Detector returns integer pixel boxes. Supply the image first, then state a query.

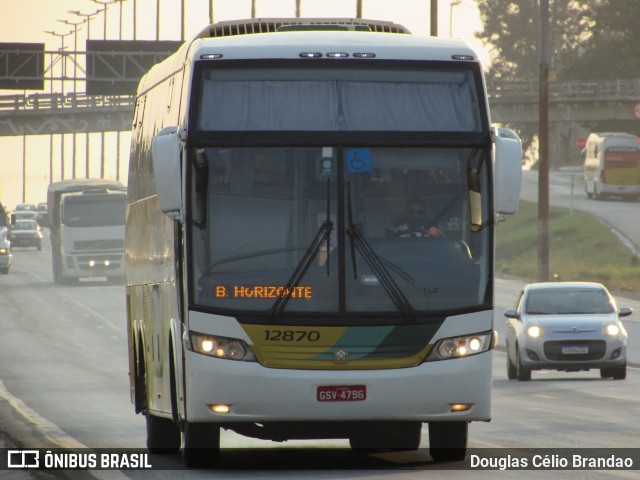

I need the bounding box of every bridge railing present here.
[0,91,134,112]
[488,78,640,102]
[1,78,639,114]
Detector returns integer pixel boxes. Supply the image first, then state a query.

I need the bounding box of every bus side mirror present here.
[493,127,522,215]
[152,127,183,219]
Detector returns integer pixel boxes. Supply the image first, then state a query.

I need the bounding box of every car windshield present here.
[525,287,615,315]
[14,221,37,231]
[16,204,36,211]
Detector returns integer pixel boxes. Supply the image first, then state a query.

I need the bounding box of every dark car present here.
[36,202,49,228]
[13,203,38,221]
[9,219,43,250]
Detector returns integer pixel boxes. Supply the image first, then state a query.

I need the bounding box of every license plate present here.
[317,385,366,402]
[562,345,588,354]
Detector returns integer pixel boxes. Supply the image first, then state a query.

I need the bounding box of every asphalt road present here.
[1,228,639,479]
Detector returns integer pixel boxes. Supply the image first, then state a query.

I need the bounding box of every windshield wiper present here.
[268,179,333,319]
[346,183,416,318]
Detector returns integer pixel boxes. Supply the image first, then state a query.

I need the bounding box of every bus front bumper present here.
[183,349,492,424]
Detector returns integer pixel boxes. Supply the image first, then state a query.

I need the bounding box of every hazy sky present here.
[0,0,483,208]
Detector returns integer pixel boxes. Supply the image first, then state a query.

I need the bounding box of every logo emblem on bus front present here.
[334,350,349,364]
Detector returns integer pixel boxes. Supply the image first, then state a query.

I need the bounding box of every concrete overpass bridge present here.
[0,92,133,137]
[488,78,640,125]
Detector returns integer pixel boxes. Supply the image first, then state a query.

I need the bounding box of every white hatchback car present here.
[504,282,630,381]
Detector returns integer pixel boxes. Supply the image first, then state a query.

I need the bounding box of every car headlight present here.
[0,248,7,254]
[184,331,256,362]
[526,325,543,338]
[604,324,621,336]
[426,331,494,361]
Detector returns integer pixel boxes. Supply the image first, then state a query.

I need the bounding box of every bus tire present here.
[585,181,593,199]
[146,413,180,453]
[428,421,467,462]
[349,422,421,452]
[182,422,220,468]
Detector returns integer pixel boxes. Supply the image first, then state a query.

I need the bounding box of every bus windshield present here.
[189,146,491,317]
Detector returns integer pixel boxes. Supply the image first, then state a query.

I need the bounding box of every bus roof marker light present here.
[200,54,224,60]
[299,52,323,58]
[353,52,376,58]
[452,54,474,61]
[327,52,349,58]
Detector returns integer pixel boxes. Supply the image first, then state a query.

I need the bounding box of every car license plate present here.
[317,385,366,402]
[562,345,588,354]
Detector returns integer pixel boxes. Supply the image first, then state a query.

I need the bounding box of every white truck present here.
[47,179,127,284]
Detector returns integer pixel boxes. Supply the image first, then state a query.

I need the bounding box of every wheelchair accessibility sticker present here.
[345,148,372,174]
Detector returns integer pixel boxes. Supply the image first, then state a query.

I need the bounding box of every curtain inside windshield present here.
[197,67,481,132]
[190,146,490,316]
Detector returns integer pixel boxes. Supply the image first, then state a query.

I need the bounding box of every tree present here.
[475,0,592,161]
[476,0,592,82]
[559,1,640,80]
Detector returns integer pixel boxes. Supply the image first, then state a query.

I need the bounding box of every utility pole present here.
[44,29,72,182]
[181,0,185,41]
[133,0,137,39]
[91,0,116,40]
[156,0,161,40]
[68,9,98,179]
[538,0,550,281]
[57,18,83,179]
[356,0,362,18]
[430,0,438,36]
[92,0,115,179]
[296,0,301,18]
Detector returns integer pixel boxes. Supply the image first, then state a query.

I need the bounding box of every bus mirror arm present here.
[492,127,523,216]
[152,126,183,221]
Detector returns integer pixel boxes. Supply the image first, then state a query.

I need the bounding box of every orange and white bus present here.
[126,18,522,467]
[584,132,640,200]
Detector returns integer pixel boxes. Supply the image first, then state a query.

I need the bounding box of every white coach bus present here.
[583,131,640,200]
[126,18,522,467]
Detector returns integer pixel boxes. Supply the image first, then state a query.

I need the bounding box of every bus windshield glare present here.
[189,146,491,316]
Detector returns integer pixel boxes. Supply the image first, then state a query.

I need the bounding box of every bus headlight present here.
[185,331,256,362]
[426,331,494,361]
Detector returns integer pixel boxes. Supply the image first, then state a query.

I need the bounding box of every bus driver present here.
[385,198,442,237]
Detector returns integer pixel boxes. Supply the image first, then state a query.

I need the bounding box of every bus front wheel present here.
[428,421,468,463]
[146,413,180,453]
[182,422,220,468]
[349,422,421,451]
